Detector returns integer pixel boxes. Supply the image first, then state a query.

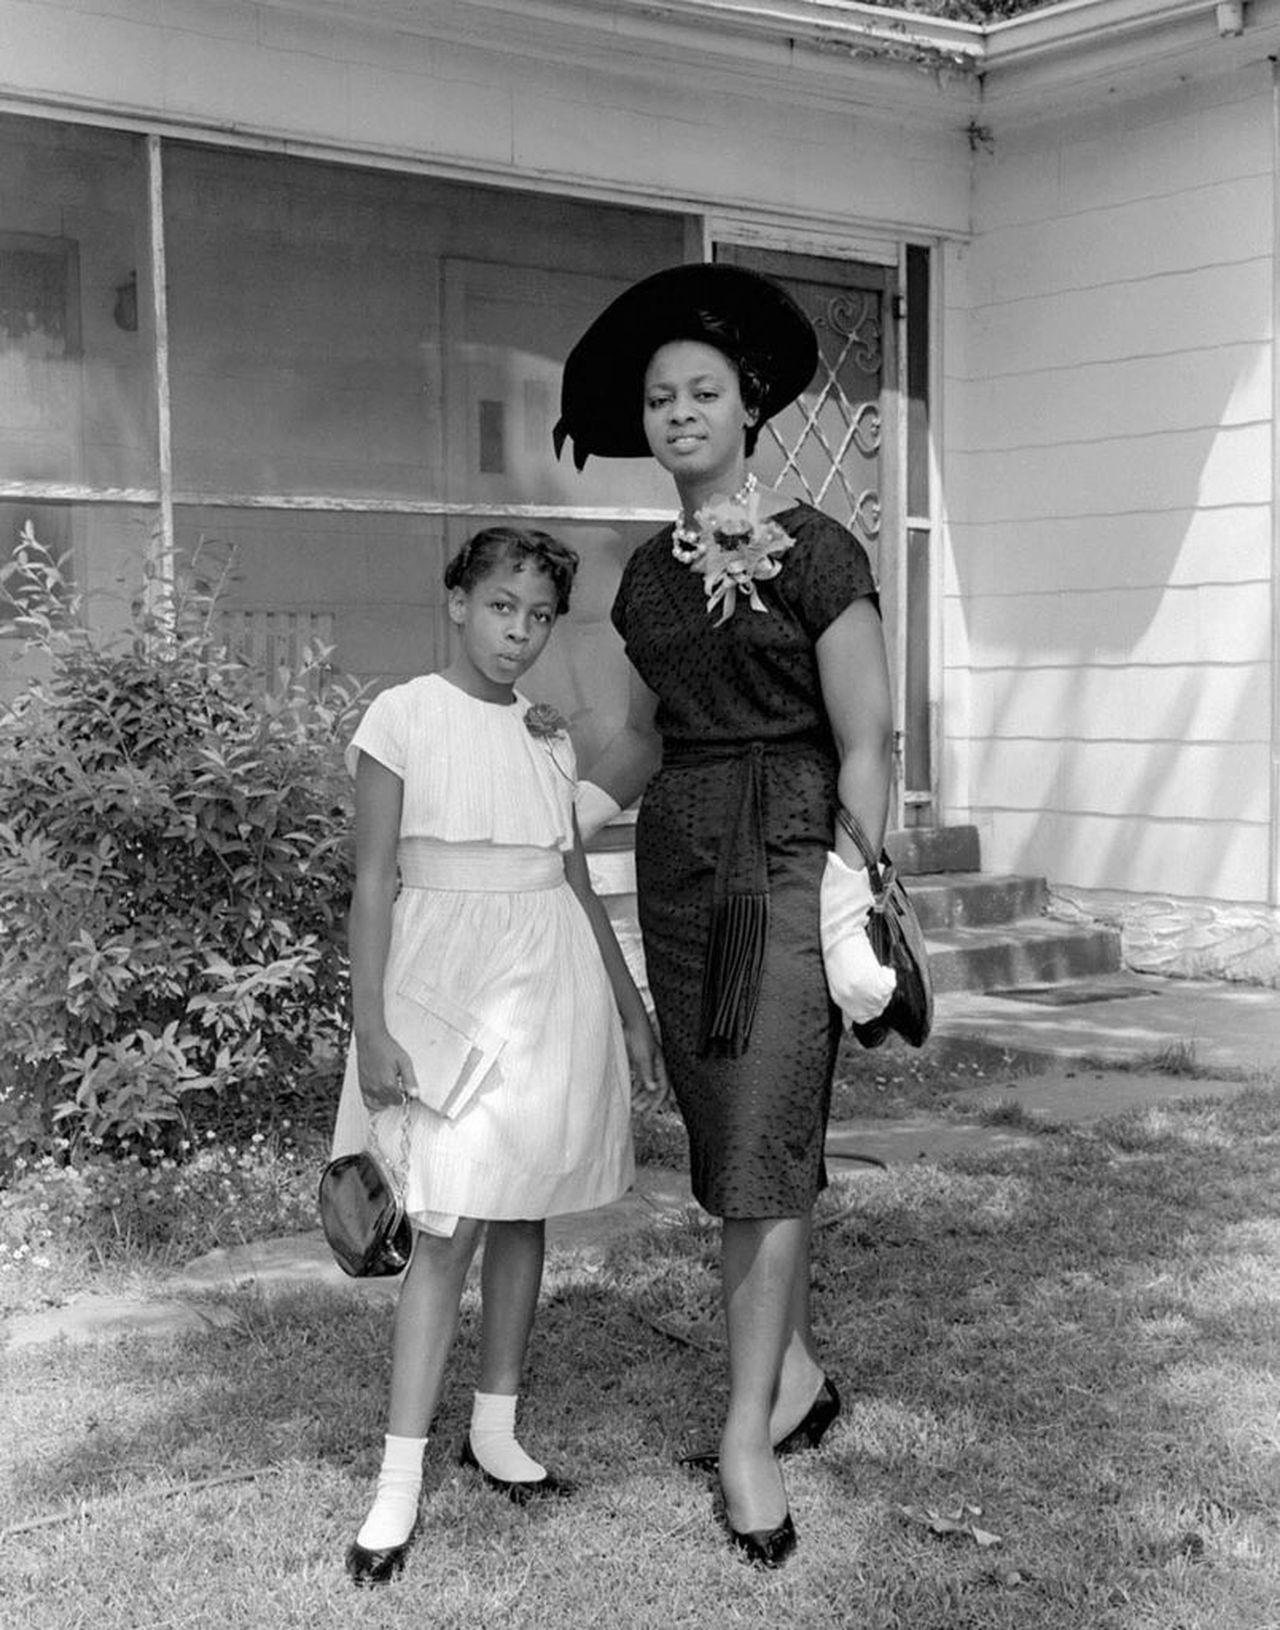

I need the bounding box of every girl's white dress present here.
[330,673,635,1235]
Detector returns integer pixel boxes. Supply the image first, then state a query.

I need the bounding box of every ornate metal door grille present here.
[757,284,886,566]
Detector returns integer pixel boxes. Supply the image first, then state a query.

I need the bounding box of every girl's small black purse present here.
[836,807,934,1050]
[317,1120,413,1278]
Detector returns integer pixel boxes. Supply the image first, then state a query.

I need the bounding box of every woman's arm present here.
[816,596,895,860]
[348,751,419,1108]
[577,668,663,833]
[563,827,671,1110]
[815,596,898,1025]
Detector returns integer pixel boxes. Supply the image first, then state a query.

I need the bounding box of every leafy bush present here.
[0,523,363,1169]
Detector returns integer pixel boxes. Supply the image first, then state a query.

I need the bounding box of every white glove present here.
[820,851,897,1025]
[574,779,623,841]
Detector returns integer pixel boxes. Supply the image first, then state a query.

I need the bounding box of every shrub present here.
[0,523,364,1169]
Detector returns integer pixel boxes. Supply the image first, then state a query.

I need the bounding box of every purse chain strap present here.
[368,1101,414,1203]
[836,806,890,901]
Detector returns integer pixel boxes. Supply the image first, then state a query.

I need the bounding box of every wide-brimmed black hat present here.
[553,263,818,470]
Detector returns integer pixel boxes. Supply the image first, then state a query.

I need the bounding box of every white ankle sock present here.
[468,1391,545,1483]
[356,1433,427,1550]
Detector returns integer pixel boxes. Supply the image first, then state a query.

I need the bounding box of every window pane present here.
[176,505,446,684]
[1,500,159,706]
[165,144,685,507]
[0,114,156,490]
[176,507,649,766]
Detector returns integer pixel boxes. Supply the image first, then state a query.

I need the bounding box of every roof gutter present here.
[984,0,1252,66]
[592,0,1279,79]
[575,0,983,72]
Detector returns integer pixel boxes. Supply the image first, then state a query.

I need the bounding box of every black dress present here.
[612,502,880,1218]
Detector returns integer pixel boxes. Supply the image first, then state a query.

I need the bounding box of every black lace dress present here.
[612,502,880,1218]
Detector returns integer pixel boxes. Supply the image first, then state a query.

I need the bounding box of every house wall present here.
[0,0,971,239]
[944,63,1280,981]
[0,0,972,723]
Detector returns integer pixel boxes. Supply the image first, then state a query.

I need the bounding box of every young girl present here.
[331,525,667,1588]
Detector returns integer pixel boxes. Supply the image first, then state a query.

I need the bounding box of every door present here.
[715,244,923,828]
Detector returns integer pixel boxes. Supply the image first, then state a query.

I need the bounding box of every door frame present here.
[714,237,934,829]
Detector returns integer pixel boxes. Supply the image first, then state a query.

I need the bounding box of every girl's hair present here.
[444,526,580,616]
[679,309,774,456]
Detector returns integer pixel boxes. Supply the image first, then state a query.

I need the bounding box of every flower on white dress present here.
[524,701,573,783]
[523,702,570,741]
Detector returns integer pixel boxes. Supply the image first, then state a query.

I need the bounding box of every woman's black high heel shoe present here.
[775,1375,841,1457]
[680,1377,841,1472]
[457,1438,576,1504]
[345,1524,418,1588]
[727,1511,797,1569]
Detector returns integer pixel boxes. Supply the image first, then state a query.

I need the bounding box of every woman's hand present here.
[355,1026,420,1113]
[819,852,897,1024]
[624,1013,673,1111]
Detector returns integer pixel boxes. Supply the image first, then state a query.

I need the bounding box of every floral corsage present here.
[523,701,570,741]
[671,473,795,626]
[524,701,573,783]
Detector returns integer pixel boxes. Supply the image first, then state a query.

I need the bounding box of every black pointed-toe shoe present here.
[727,1511,798,1570]
[775,1376,841,1458]
[680,1376,842,1473]
[457,1439,576,1505]
[344,1527,417,1588]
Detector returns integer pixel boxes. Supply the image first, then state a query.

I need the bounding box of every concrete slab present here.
[168,1231,402,1302]
[546,1166,695,1262]
[950,1065,1266,1125]
[3,1168,698,1352]
[5,1292,243,1351]
[931,974,1280,1076]
[826,1120,1041,1166]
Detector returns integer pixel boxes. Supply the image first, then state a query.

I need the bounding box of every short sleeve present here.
[344,685,407,779]
[611,550,639,647]
[780,511,880,640]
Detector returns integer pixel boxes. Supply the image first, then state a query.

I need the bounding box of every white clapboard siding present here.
[943,65,1276,906]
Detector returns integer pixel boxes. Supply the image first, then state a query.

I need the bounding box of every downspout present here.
[1272,60,1280,905]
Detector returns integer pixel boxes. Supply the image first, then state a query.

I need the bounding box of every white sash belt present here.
[397,838,563,892]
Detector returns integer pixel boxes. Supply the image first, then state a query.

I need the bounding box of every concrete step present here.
[591,820,984,876]
[906,872,1048,931]
[887,825,981,876]
[925,917,1122,995]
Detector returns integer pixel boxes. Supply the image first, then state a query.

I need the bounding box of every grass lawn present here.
[2,1082,1279,1629]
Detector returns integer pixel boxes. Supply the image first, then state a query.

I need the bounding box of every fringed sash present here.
[664,736,827,1059]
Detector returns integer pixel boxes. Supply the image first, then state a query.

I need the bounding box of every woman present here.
[554,264,897,1567]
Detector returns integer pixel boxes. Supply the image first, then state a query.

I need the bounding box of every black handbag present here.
[317,1124,413,1278]
[836,808,934,1050]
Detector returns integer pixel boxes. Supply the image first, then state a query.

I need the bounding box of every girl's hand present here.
[624,1014,672,1111]
[356,1027,420,1112]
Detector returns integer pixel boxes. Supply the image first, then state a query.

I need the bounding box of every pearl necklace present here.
[671,472,758,562]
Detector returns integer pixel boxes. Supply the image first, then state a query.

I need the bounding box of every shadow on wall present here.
[949,344,1271,912]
